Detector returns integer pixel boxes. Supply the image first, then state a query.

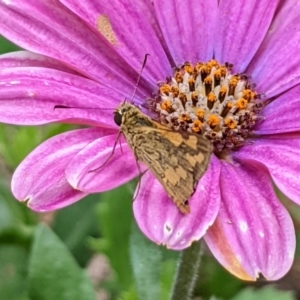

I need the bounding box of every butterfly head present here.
[114,102,140,127]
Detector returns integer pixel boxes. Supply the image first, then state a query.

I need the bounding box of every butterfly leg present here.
[132,156,149,201]
[89,130,123,173]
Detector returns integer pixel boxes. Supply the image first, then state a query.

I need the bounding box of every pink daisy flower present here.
[0,0,299,281]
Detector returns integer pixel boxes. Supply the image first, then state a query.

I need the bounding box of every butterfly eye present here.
[114,111,122,126]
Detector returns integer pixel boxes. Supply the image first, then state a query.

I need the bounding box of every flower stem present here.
[170,241,202,300]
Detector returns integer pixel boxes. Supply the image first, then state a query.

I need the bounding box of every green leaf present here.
[0,124,75,168]
[231,286,296,300]
[160,258,177,300]
[117,286,138,300]
[0,179,36,247]
[130,222,178,300]
[94,183,136,291]
[0,35,20,54]
[0,181,18,230]
[130,222,162,300]
[52,194,100,266]
[28,224,95,300]
[0,178,36,228]
[0,125,42,168]
[0,245,29,300]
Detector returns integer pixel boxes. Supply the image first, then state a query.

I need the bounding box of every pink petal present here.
[205,161,295,281]
[0,51,78,74]
[65,134,142,192]
[254,84,300,134]
[133,155,221,250]
[152,0,218,64]
[247,2,300,97]
[215,0,280,72]
[0,0,149,98]
[12,128,115,211]
[26,181,87,213]
[0,67,122,126]
[234,136,300,206]
[61,0,172,85]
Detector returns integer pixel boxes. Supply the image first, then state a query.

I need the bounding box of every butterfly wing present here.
[130,126,212,213]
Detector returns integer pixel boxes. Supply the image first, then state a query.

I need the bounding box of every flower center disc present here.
[152,60,264,156]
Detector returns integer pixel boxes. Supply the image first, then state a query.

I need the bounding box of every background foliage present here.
[0,36,299,300]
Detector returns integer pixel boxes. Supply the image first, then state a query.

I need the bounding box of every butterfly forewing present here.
[117,103,212,214]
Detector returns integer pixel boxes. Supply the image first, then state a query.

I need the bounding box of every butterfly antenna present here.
[129,53,150,104]
[54,105,115,111]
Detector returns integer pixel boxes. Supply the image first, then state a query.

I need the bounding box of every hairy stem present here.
[170,241,202,300]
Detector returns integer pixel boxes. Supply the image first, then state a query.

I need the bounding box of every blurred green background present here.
[0,36,300,300]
